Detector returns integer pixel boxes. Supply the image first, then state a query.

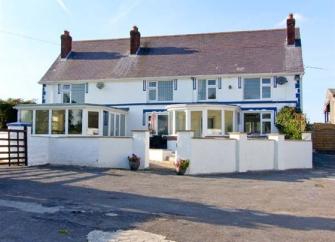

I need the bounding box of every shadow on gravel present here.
[0,165,335,234]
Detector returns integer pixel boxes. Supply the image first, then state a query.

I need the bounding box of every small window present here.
[147,81,173,102]
[198,79,217,100]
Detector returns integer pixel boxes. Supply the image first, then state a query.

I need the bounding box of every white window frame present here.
[242,111,273,135]
[198,79,217,101]
[147,80,174,102]
[243,77,272,100]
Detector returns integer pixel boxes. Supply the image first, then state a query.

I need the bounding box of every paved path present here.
[0,153,334,241]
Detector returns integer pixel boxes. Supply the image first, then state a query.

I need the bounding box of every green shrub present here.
[275,106,306,140]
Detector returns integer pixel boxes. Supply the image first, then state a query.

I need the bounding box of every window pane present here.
[52,110,65,134]
[262,113,271,119]
[148,82,156,87]
[175,111,186,132]
[71,84,85,104]
[120,114,126,136]
[68,110,82,134]
[262,86,271,98]
[262,79,271,84]
[63,92,70,103]
[191,111,202,137]
[224,111,233,133]
[244,78,260,99]
[88,111,99,129]
[262,121,271,134]
[157,115,168,135]
[208,80,216,85]
[149,89,156,101]
[244,113,260,134]
[198,80,206,100]
[208,110,221,129]
[208,88,216,99]
[158,81,173,101]
[110,113,115,136]
[20,110,32,123]
[35,110,49,134]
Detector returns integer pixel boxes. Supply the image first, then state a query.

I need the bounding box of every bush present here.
[0,98,35,129]
[275,106,306,140]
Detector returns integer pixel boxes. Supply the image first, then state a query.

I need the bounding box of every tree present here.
[275,106,306,140]
[0,98,36,129]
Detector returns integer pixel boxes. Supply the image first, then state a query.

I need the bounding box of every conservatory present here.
[15,104,128,136]
[166,104,240,137]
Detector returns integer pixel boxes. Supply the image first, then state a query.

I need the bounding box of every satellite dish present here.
[96,82,105,89]
[276,76,288,85]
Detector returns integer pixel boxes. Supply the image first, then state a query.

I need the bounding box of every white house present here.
[16,14,304,139]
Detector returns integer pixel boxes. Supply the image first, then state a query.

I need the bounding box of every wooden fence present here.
[312,123,335,152]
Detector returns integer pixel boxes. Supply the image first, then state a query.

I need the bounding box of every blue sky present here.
[0,0,334,122]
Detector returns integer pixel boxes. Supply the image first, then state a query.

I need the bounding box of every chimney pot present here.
[130,26,141,55]
[286,13,296,45]
[61,30,72,58]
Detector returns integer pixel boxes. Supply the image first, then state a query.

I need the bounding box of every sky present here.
[0,0,334,122]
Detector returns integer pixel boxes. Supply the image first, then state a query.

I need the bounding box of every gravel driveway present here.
[0,153,334,242]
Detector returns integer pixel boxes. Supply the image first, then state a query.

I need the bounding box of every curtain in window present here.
[198,80,206,100]
[244,78,260,99]
[158,81,173,101]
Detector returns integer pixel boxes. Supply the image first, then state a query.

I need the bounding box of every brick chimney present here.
[130,26,141,55]
[61,30,72,58]
[286,13,296,45]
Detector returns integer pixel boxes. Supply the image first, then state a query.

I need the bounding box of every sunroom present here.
[15,104,128,136]
[166,104,240,137]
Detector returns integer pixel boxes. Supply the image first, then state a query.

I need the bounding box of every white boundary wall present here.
[27,127,150,169]
[177,131,312,175]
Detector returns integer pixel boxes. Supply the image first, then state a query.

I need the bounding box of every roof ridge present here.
[74,28,295,43]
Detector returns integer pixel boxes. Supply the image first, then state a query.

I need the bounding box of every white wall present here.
[190,138,237,174]
[177,132,312,175]
[27,131,150,169]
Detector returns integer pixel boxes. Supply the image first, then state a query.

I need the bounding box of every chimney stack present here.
[286,13,296,45]
[61,30,72,58]
[130,26,141,55]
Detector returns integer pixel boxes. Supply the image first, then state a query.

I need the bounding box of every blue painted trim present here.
[142,109,167,126]
[192,78,196,90]
[273,76,277,88]
[106,100,298,107]
[218,77,222,89]
[241,107,277,111]
[238,77,242,89]
[143,80,146,91]
[173,79,178,90]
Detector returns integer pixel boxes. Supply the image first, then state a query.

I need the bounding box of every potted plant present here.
[174,159,190,175]
[128,154,140,171]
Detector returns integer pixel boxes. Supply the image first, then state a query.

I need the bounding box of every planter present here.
[128,154,141,171]
[176,167,187,175]
[129,161,140,171]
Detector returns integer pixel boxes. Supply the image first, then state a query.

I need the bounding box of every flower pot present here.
[129,161,140,171]
[176,167,187,175]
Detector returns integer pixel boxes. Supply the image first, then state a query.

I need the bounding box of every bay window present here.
[88,111,99,135]
[148,80,173,101]
[20,110,33,123]
[198,79,217,100]
[244,78,271,99]
[207,110,221,131]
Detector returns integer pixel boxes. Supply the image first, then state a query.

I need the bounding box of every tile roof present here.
[40,28,304,83]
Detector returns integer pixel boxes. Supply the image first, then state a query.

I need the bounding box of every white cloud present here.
[56,0,71,15]
[275,13,306,27]
[109,0,143,26]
